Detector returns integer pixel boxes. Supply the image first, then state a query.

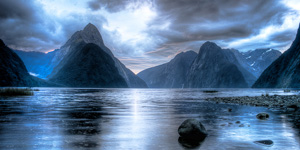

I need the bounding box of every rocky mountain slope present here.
[138,51,197,88]
[185,42,248,88]
[48,23,147,88]
[49,43,128,88]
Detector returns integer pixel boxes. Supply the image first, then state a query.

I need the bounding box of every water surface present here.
[0,88,299,149]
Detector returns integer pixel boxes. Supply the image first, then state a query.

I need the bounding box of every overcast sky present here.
[0,0,300,73]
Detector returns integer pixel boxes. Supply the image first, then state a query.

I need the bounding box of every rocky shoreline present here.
[205,95,300,109]
[205,95,300,128]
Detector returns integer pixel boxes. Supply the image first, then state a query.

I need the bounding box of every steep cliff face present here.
[0,39,55,87]
[49,43,128,88]
[48,23,147,88]
[185,42,248,88]
[222,49,257,87]
[138,51,197,88]
[253,24,300,88]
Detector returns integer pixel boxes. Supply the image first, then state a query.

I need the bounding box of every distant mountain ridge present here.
[253,23,300,88]
[138,51,197,88]
[0,39,56,87]
[14,49,58,78]
[138,41,280,88]
[231,48,281,78]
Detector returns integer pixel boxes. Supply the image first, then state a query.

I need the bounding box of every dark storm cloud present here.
[149,0,290,44]
[88,0,128,12]
[0,0,108,52]
[88,0,150,12]
[268,29,296,43]
[0,0,37,21]
[0,0,60,51]
[87,0,295,59]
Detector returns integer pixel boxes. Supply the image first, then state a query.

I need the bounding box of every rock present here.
[239,124,244,127]
[178,119,208,140]
[254,140,274,146]
[286,108,296,112]
[228,108,232,112]
[256,113,269,120]
[235,121,241,124]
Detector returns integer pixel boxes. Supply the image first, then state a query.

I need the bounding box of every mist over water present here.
[0,88,299,149]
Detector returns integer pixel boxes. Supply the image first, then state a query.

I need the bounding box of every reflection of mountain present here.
[185,42,248,88]
[253,24,300,88]
[0,39,54,87]
[62,96,103,148]
[138,51,197,88]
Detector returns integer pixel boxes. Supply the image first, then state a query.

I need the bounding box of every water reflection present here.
[0,88,299,149]
[62,97,102,148]
[178,137,205,149]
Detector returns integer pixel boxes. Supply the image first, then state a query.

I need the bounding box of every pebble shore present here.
[205,95,300,108]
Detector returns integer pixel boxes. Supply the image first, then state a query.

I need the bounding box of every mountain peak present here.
[81,23,104,46]
[199,41,222,55]
[202,41,219,49]
[83,23,98,32]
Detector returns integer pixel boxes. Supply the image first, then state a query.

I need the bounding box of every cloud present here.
[147,0,292,47]
[0,0,299,72]
[88,0,129,12]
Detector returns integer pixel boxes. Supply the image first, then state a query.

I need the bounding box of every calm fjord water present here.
[0,88,299,150]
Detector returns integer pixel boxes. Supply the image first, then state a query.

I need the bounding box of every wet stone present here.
[254,140,274,147]
[256,113,269,120]
[178,119,208,140]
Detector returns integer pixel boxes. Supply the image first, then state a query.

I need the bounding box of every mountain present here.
[14,49,58,78]
[137,51,197,88]
[231,48,281,78]
[253,24,300,88]
[0,39,55,87]
[48,23,147,88]
[185,42,248,88]
[49,43,128,88]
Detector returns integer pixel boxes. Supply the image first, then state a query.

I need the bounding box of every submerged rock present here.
[178,119,208,140]
[256,113,269,120]
[254,140,274,146]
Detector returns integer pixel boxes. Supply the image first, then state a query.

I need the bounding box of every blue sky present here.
[0,0,299,73]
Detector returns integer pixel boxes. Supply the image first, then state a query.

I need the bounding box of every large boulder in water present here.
[178,119,208,140]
